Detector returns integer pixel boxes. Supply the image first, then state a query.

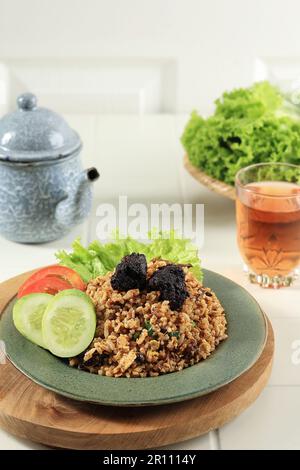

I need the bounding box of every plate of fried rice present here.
[0,254,267,406]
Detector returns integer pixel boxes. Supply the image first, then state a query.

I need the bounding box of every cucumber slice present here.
[42,289,96,358]
[13,293,53,348]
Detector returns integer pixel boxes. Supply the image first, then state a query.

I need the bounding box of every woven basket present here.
[183,155,236,201]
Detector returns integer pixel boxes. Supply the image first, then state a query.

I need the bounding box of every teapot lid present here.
[0,93,82,162]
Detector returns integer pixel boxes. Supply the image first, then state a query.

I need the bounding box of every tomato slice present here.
[17,265,86,298]
[18,276,73,297]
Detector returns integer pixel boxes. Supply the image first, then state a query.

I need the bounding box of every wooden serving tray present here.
[184,155,236,200]
[0,271,274,449]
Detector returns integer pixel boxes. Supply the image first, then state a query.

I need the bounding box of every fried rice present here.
[69,259,227,377]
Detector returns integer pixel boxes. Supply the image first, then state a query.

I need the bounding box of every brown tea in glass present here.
[235,163,300,288]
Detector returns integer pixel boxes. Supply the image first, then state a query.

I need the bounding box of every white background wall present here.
[0,0,300,114]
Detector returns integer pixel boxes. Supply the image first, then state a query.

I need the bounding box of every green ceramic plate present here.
[0,269,267,407]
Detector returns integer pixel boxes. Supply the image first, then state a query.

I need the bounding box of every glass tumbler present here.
[235,162,300,288]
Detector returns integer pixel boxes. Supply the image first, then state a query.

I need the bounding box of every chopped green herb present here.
[169,331,180,339]
[144,321,154,337]
[132,331,141,341]
[191,321,196,328]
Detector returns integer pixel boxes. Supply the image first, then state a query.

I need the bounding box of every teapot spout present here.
[55,167,99,228]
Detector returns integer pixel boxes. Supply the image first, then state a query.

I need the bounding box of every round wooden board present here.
[183,155,236,200]
[0,271,274,450]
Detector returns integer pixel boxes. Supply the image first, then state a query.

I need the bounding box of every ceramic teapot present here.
[0,93,99,243]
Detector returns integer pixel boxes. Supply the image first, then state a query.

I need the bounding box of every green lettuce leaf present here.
[181,81,300,185]
[55,232,202,283]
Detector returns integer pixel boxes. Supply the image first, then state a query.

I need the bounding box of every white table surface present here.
[0,114,299,450]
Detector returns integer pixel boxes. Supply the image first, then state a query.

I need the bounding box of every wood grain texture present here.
[184,155,236,201]
[0,270,274,449]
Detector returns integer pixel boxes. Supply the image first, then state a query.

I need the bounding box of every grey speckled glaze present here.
[0,93,99,243]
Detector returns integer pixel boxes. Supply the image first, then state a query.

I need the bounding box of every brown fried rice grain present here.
[69,259,228,377]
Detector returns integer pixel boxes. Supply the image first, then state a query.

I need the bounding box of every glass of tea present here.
[235,162,300,288]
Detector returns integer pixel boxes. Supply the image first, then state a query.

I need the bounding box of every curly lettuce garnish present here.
[182,81,300,185]
[55,232,202,283]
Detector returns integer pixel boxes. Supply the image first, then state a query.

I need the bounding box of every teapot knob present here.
[17,93,37,111]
